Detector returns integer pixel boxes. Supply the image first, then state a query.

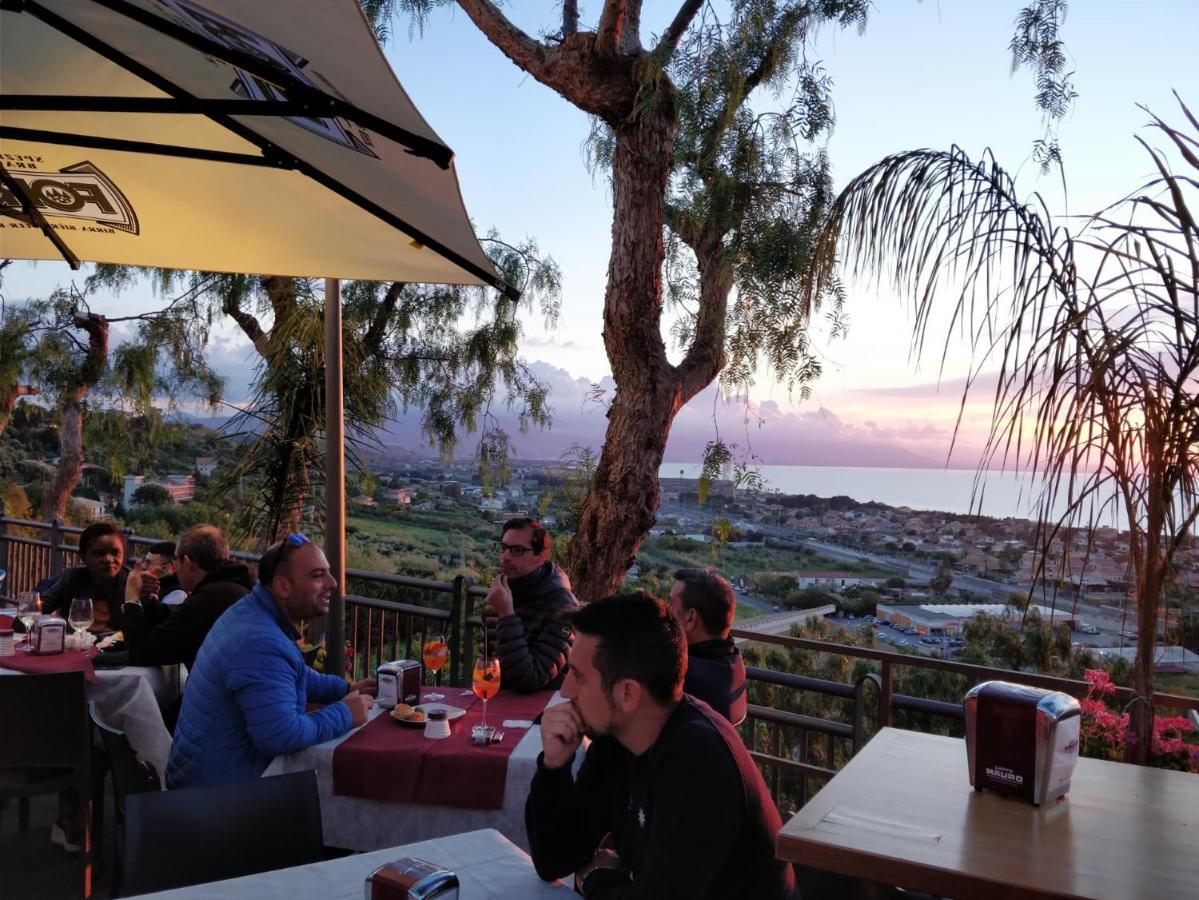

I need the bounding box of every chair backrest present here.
[122,770,324,895]
[0,671,89,769]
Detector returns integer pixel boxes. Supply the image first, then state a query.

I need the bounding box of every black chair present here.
[0,671,94,898]
[89,703,161,897]
[121,770,323,895]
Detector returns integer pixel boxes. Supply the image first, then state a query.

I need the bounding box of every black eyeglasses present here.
[497,542,535,557]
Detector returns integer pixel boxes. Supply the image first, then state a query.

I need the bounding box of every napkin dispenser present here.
[965,680,1081,805]
[365,857,459,900]
[377,659,422,708]
[32,615,67,655]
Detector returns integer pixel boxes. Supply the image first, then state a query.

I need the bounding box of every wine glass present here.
[68,596,94,640]
[422,632,448,701]
[16,592,41,652]
[472,655,501,731]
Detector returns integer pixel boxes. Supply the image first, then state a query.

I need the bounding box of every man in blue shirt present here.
[167,535,375,787]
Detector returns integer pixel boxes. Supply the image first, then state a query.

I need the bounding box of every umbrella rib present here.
[0,125,285,168]
[72,0,454,168]
[0,163,82,269]
[0,96,375,121]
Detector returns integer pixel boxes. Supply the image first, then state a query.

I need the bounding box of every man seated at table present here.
[125,540,186,606]
[668,568,747,724]
[122,525,254,670]
[526,592,795,899]
[482,516,578,693]
[166,534,375,788]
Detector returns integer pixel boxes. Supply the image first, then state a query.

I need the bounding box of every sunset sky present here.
[4,1,1197,468]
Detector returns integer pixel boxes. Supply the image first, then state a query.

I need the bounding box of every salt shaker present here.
[424,708,451,740]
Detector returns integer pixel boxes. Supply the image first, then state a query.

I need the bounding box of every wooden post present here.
[324,277,346,679]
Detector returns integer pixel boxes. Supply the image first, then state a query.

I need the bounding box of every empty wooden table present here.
[776,727,1199,899]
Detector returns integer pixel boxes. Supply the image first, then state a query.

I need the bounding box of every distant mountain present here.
[374,362,946,467]
[167,360,952,467]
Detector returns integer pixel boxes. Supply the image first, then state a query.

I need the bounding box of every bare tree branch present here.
[653,0,702,62]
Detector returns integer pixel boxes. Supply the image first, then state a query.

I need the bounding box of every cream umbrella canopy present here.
[1,0,513,672]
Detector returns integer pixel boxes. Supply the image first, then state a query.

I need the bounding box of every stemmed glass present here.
[68,596,94,642]
[16,592,41,652]
[422,632,448,701]
[472,655,501,730]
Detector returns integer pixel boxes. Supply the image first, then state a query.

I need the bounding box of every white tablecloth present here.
[0,660,179,777]
[124,827,574,899]
[265,692,581,852]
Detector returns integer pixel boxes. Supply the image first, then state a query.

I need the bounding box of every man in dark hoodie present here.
[122,524,254,670]
[668,568,747,724]
[482,516,579,693]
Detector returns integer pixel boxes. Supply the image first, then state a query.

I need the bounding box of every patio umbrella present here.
[1,0,513,673]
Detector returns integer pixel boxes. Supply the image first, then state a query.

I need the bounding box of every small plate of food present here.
[390,702,466,727]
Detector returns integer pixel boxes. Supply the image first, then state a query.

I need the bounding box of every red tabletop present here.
[333,688,556,810]
[0,646,98,682]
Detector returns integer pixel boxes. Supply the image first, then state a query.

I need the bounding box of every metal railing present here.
[3,510,1197,811]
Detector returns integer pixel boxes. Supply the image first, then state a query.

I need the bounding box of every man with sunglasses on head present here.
[482,516,579,693]
[167,533,376,788]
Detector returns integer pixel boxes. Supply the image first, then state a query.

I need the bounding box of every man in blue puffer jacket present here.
[166,534,376,788]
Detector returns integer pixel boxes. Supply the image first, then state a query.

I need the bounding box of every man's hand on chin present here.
[485,574,515,618]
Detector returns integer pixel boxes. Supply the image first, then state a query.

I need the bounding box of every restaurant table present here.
[0,653,180,778]
[122,827,574,899]
[776,726,1199,900]
[265,691,581,852]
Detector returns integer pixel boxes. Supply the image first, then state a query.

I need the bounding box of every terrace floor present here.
[0,791,116,900]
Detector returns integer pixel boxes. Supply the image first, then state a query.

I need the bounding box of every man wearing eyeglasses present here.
[167,533,376,788]
[122,526,254,671]
[482,516,579,693]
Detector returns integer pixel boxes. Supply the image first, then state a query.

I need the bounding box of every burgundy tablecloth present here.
[333,689,556,810]
[0,647,98,682]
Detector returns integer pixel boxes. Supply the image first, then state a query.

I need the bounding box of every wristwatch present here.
[575,848,625,894]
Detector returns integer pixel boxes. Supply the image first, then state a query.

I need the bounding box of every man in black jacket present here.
[122,524,253,670]
[526,592,794,900]
[482,517,578,693]
[669,568,748,724]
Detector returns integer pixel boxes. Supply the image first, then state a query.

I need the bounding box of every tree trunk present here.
[0,385,38,436]
[1124,559,1162,765]
[563,107,681,601]
[42,315,109,521]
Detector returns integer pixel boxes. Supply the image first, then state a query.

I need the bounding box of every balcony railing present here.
[3,510,1197,812]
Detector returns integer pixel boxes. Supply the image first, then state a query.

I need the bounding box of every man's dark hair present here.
[79,522,126,557]
[571,592,686,707]
[501,516,550,556]
[674,568,737,637]
[147,541,177,558]
[177,525,229,574]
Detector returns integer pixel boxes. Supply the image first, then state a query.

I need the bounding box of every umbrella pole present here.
[324,277,346,679]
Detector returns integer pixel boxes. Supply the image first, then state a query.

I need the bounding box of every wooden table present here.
[123,828,574,899]
[264,691,583,852]
[776,727,1199,899]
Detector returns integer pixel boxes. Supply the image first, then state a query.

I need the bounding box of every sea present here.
[659,463,1121,525]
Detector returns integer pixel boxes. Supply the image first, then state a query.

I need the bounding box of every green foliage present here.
[131,484,173,507]
[784,586,836,609]
[930,562,954,595]
[751,571,798,599]
[539,445,599,535]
